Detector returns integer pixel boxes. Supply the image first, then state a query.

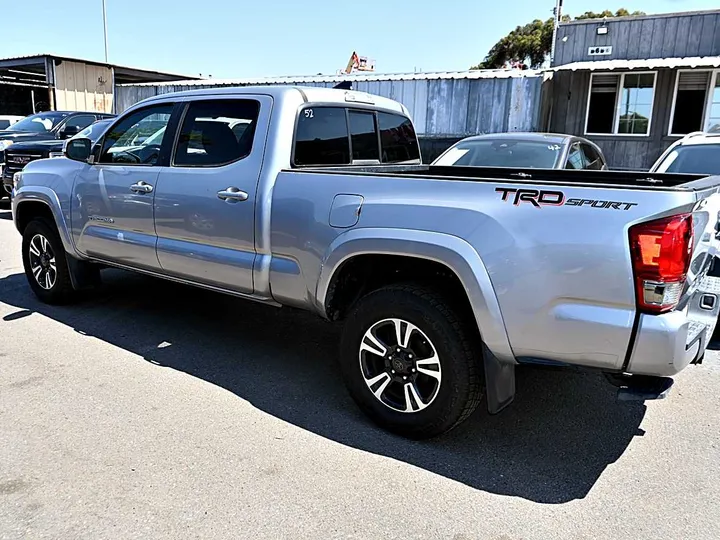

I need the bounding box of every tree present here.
[472,9,645,69]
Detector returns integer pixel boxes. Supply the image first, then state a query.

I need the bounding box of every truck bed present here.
[302,165,712,191]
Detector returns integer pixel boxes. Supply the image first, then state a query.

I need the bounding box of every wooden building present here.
[0,54,195,116]
[547,9,720,170]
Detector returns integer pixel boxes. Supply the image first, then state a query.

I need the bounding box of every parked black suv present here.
[0,111,115,198]
[2,119,115,197]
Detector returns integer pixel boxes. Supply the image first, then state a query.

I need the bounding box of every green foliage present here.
[472,9,645,70]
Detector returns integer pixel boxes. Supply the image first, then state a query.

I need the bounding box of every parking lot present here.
[0,202,719,539]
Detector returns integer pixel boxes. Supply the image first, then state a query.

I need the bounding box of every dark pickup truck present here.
[0,111,115,198]
[2,119,114,197]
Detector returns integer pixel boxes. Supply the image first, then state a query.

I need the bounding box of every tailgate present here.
[682,190,720,350]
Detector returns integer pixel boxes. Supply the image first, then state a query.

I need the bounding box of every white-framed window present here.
[707,70,720,133]
[668,69,720,136]
[584,71,657,136]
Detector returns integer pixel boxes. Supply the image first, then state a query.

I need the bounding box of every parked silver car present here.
[433,133,608,170]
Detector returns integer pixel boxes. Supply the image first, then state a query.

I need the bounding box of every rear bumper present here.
[627,277,720,376]
[627,312,706,376]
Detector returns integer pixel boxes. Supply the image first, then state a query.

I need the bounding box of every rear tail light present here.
[629,214,693,314]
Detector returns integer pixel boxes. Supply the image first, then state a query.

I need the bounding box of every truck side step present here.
[604,373,675,401]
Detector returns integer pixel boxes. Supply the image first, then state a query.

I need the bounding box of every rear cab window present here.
[293,106,419,167]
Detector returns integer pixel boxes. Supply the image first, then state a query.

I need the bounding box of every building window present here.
[585,72,656,136]
[670,71,711,135]
[708,72,720,133]
[669,70,720,135]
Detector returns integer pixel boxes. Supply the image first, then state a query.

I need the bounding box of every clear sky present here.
[2,0,718,78]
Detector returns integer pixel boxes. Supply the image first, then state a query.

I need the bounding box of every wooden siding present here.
[553,10,720,66]
[115,76,543,139]
[548,68,689,170]
[53,59,113,113]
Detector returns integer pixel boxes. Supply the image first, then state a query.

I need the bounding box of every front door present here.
[72,103,175,270]
[153,96,271,293]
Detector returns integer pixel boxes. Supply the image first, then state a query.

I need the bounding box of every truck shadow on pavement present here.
[0,269,647,504]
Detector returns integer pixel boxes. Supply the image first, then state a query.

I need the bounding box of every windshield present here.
[75,120,113,142]
[654,144,720,175]
[8,112,69,133]
[434,139,562,169]
[0,120,11,130]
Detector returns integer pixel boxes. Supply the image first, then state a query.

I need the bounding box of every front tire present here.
[340,284,484,439]
[22,219,76,304]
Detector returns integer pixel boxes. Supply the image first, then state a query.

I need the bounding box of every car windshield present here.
[0,120,11,130]
[434,139,562,169]
[75,120,113,142]
[7,112,69,133]
[654,144,720,175]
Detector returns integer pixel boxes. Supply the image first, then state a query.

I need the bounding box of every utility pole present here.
[102,0,109,63]
[550,0,563,65]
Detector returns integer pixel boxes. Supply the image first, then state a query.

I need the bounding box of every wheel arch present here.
[13,188,77,257]
[317,228,515,365]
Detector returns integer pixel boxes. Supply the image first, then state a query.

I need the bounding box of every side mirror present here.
[59,125,81,139]
[65,138,92,162]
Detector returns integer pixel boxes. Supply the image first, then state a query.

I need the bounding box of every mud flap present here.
[67,256,101,291]
[482,344,516,414]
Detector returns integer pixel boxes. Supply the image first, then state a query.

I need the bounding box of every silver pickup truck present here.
[11,86,720,438]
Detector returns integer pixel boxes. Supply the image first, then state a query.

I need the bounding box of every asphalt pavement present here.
[0,201,719,539]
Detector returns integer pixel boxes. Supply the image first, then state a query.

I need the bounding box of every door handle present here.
[130,181,154,194]
[217,186,248,202]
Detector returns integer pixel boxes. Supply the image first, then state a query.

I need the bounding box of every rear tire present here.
[21,219,76,305]
[340,284,484,439]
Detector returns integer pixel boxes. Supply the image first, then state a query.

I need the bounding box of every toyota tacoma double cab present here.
[11,86,720,438]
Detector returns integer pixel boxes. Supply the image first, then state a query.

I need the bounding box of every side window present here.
[348,111,379,161]
[174,99,260,167]
[581,143,603,170]
[99,104,173,165]
[64,114,96,131]
[565,143,586,169]
[294,107,350,166]
[378,112,420,163]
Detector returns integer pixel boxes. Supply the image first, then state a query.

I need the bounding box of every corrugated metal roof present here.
[559,8,720,26]
[0,53,197,79]
[119,69,542,87]
[553,56,720,71]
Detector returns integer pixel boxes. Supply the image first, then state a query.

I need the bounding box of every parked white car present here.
[651,131,720,175]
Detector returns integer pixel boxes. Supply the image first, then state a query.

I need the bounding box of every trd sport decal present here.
[495,188,638,210]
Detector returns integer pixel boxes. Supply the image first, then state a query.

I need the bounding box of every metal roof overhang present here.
[553,57,720,71]
[0,55,48,86]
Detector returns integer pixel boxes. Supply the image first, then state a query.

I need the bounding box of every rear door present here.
[152,95,271,293]
[72,102,177,270]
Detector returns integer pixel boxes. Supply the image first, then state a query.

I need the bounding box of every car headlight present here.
[13,171,22,190]
[0,140,13,151]
[49,151,64,159]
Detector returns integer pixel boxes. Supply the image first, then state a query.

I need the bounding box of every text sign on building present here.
[588,46,613,56]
